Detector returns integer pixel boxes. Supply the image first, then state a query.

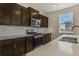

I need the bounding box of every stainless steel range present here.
[26,29,43,48]
[33,33,43,48]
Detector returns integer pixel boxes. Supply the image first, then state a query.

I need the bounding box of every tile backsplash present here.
[0,26,27,36]
[0,26,50,36]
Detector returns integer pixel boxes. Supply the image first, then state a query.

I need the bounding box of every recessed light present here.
[53,5,57,8]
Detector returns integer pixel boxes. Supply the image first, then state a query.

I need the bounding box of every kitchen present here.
[0,3,79,56]
[0,3,52,56]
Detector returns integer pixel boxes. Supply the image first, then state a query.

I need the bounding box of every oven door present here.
[33,37,43,48]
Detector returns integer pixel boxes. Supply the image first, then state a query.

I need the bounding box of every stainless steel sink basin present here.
[59,37,78,43]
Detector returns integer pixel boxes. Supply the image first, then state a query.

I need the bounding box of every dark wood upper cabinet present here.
[43,16,48,27]
[27,7,39,19]
[23,7,30,26]
[0,3,48,27]
[0,3,11,25]
[0,3,24,26]
[39,14,48,27]
[25,36,33,53]
[11,4,23,26]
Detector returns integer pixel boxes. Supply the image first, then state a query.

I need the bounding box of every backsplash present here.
[0,26,50,36]
[26,27,48,33]
[0,26,27,36]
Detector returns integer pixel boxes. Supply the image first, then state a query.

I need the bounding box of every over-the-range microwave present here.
[31,18,41,27]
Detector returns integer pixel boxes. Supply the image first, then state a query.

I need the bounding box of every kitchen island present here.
[26,34,79,56]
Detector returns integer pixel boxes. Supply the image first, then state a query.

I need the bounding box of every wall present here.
[0,26,26,36]
[0,25,49,36]
[46,12,60,40]
[46,4,79,40]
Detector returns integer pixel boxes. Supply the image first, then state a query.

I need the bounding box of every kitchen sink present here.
[59,37,78,43]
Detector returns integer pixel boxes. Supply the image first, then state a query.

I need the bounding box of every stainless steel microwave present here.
[31,18,41,27]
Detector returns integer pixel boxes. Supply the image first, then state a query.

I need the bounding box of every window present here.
[59,12,73,33]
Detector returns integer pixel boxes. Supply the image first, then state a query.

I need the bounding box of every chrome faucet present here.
[71,25,79,31]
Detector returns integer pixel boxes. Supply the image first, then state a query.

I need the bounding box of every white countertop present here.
[0,34,33,40]
[0,32,52,40]
[43,32,52,34]
[26,34,79,56]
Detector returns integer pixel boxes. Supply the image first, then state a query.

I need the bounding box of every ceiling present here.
[18,3,79,13]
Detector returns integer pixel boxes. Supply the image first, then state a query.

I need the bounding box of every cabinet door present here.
[48,33,51,42]
[44,16,48,27]
[0,40,15,56]
[42,16,48,27]
[39,14,44,27]
[0,3,11,25]
[11,4,23,26]
[42,34,47,44]
[43,34,51,44]
[26,36,33,53]
[15,37,25,56]
[23,7,30,26]
[28,7,39,19]
[47,34,50,42]
[39,14,48,27]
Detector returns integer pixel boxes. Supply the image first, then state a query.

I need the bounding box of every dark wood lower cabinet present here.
[0,36,34,56]
[0,43,15,56]
[25,36,33,53]
[0,34,51,56]
[0,37,26,56]
[43,33,51,44]
[15,37,26,56]
[0,39,16,56]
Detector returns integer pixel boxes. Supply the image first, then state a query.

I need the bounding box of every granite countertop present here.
[0,34,33,40]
